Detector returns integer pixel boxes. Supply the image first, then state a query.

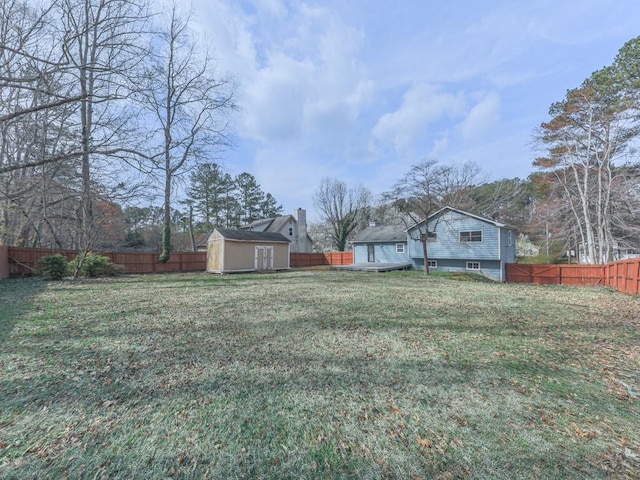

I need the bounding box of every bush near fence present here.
[1,247,353,278]
[3,247,207,277]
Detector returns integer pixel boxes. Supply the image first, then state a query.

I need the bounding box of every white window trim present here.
[427,260,437,268]
[460,230,482,242]
[396,243,405,254]
[466,261,480,271]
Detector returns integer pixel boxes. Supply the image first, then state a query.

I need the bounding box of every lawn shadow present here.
[0,277,48,346]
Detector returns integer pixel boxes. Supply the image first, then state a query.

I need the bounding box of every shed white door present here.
[255,246,274,271]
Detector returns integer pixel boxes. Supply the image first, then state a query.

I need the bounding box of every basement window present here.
[466,261,480,271]
[427,260,437,268]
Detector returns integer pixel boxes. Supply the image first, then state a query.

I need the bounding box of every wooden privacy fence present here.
[506,263,605,286]
[604,259,640,296]
[1,247,353,277]
[289,251,353,267]
[506,259,640,296]
[3,247,207,277]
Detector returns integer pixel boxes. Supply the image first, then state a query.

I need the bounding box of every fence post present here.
[0,245,8,279]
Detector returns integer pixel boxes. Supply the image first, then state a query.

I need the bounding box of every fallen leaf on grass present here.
[416,435,433,449]
[569,423,597,439]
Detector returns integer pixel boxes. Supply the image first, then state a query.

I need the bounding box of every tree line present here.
[313,36,640,267]
[0,0,241,262]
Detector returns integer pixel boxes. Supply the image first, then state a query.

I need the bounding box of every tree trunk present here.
[421,229,429,276]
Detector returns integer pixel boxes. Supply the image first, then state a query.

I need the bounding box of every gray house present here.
[351,207,517,281]
[407,206,517,281]
[241,208,313,253]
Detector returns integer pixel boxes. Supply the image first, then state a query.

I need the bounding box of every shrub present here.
[36,254,69,279]
[71,252,117,277]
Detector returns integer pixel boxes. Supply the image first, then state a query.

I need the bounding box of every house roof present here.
[241,215,294,232]
[352,225,407,243]
[408,206,518,231]
[212,228,290,243]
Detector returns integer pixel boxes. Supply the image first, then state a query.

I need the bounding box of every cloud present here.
[199,2,373,152]
[371,83,466,154]
[458,92,501,141]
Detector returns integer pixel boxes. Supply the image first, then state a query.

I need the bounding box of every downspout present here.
[498,226,503,282]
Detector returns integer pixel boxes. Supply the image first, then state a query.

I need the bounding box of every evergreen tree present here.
[260,193,284,218]
[235,172,265,224]
[186,162,233,230]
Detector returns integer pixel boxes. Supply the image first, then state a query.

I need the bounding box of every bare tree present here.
[384,159,481,275]
[534,67,640,263]
[138,2,236,263]
[48,0,151,267]
[0,0,83,246]
[313,177,372,251]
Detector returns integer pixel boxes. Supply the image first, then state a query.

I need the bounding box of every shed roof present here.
[212,228,290,243]
[352,225,406,243]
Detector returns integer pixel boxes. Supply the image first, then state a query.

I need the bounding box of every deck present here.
[331,262,413,272]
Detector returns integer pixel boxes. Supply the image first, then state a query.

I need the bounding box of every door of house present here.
[255,246,274,271]
[367,244,375,263]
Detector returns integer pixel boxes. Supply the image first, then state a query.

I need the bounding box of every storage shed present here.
[206,228,290,273]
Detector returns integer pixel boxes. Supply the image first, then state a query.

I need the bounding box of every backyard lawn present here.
[1,270,639,479]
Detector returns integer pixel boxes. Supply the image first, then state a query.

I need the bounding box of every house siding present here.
[354,242,408,263]
[408,211,501,261]
[500,228,517,264]
[406,208,516,281]
[411,257,503,280]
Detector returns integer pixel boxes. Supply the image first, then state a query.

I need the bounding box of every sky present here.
[190,0,640,222]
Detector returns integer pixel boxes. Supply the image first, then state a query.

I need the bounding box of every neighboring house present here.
[206,228,290,273]
[352,225,408,264]
[241,208,313,253]
[407,206,517,281]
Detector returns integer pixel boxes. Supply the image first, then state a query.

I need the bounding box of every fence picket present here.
[506,260,639,296]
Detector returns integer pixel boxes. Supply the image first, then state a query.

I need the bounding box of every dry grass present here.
[0,270,639,479]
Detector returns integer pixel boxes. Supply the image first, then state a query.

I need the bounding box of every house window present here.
[427,231,437,242]
[288,227,293,236]
[396,243,405,254]
[427,260,437,268]
[466,261,480,271]
[460,230,482,242]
